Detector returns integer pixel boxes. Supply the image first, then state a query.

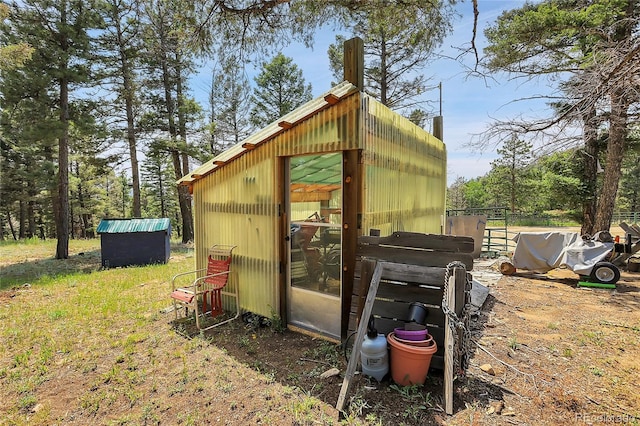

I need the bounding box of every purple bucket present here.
[393,327,429,341]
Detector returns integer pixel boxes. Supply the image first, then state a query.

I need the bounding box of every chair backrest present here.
[204,254,232,289]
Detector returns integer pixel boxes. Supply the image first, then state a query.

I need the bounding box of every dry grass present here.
[0,239,340,425]
[2,237,638,425]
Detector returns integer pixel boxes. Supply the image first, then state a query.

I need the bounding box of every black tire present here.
[590,262,620,284]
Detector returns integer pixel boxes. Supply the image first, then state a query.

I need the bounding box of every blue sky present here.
[190,1,549,185]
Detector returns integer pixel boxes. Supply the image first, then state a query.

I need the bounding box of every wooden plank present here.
[355,259,376,328]
[336,261,383,412]
[277,159,287,325]
[360,232,475,253]
[357,245,473,270]
[444,271,456,415]
[341,149,361,339]
[324,93,340,105]
[620,222,640,238]
[368,299,445,327]
[350,287,444,314]
[372,281,446,305]
[373,262,447,286]
[353,262,449,293]
[290,191,331,202]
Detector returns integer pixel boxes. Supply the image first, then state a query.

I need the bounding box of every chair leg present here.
[211,289,223,317]
[202,290,210,316]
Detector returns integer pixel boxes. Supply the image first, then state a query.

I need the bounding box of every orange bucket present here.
[387,332,437,386]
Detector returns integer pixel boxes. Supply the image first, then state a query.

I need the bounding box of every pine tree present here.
[326,2,453,114]
[98,0,144,217]
[1,0,102,256]
[250,53,312,128]
[209,56,254,154]
[488,138,533,213]
[139,0,199,242]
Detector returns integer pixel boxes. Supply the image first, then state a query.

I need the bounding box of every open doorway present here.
[286,152,342,339]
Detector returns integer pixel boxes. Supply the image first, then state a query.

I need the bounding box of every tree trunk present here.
[55,72,70,259]
[6,208,17,240]
[159,166,166,217]
[580,107,598,236]
[19,199,26,239]
[380,33,387,106]
[121,46,141,217]
[175,60,194,242]
[160,46,192,243]
[28,199,36,238]
[594,90,628,232]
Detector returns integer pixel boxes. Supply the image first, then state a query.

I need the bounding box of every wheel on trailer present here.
[589,262,620,284]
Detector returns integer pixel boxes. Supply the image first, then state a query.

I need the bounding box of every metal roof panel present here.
[97,218,171,234]
[178,81,358,185]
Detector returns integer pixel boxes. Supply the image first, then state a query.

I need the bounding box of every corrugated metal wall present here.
[361,96,447,236]
[192,93,361,317]
[191,91,445,317]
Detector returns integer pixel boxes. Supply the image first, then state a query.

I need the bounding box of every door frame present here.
[278,149,361,341]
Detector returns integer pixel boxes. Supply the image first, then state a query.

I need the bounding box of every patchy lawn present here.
[1,237,638,425]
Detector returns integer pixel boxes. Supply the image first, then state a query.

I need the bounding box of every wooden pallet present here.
[337,232,474,414]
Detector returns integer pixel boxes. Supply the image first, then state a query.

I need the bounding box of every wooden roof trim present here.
[324,93,340,105]
[178,82,359,185]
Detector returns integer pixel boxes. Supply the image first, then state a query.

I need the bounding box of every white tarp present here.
[512,232,614,275]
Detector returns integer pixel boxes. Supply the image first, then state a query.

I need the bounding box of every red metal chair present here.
[170,245,238,330]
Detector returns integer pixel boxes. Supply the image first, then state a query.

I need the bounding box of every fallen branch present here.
[472,339,538,389]
[299,358,333,367]
[599,320,640,332]
[585,395,638,417]
[481,377,526,399]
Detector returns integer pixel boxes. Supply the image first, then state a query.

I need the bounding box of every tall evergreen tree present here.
[483,0,639,233]
[326,2,452,114]
[98,0,144,217]
[209,56,254,154]
[488,138,533,214]
[140,0,198,242]
[1,0,102,257]
[250,53,312,128]
[141,140,179,226]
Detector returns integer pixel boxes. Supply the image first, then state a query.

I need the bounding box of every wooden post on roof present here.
[343,37,364,91]
[433,116,443,141]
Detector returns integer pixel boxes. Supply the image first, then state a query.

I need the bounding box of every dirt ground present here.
[2,231,639,425]
[172,245,640,425]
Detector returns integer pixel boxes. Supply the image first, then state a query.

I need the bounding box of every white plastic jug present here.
[361,332,389,382]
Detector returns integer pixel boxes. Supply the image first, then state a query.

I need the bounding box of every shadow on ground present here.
[0,249,102,290]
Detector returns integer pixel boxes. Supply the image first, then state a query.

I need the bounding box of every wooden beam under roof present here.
[214,160,226,166]
[290,183,341,193]
[278,121,293,129]
[290,191,332,203]
[242,142,256,150]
